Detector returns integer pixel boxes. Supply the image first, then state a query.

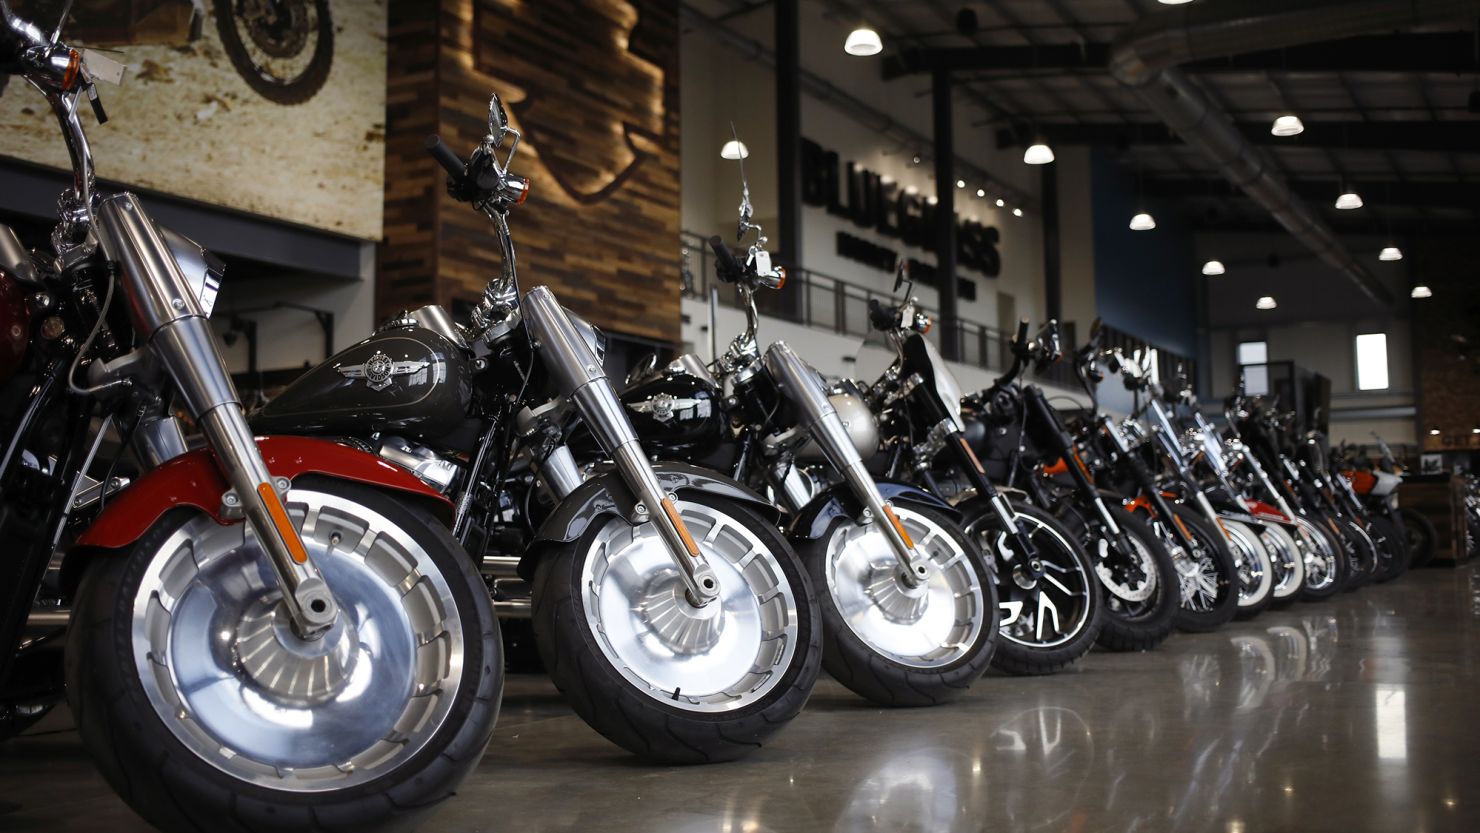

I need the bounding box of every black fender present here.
[789,478,959,542]
[517,461,778,581]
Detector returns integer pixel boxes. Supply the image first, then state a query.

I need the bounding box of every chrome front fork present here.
[763,341,930,586]
[522,286,720,605]
[95,194,337,635]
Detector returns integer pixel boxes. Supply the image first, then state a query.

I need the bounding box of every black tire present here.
[215,0,334,105]
[1338,517,1380,591]
[530,492,821,764]
[66,478,502,833]
[799,501,998,706]
[1297,513,1349,602]
[1167,504,1239,633]
[1063,505,1178,652]
[1367,515,1409,583]
[1398,507,1437,569]
[962,498,1102,676]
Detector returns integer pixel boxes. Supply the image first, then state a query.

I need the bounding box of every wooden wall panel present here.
[380,0,681,345]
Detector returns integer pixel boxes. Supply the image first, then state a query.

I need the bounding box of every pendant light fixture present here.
[1271,115,1305,136]
[1202,260,1226,276]
[720,139,749,160]
[844,26,883,56]
[1379,246,1403,262]
[1411,284,1433,299]
[1023,140,1055,165]
[1335,184,1363,210]
[1129,212,1157,231]
[1256,296,1278,310]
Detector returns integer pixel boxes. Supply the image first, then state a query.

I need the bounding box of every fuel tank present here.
[252,324,473,445]
[621,353,725,456]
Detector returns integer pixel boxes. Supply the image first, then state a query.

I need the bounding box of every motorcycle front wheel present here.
[1078,505,1179,653]
[1398,507,1437,568]
[67,477,502,833]
[1338,517,1381,591]
[801,501,998,706]
[1367,515,1409,583]
[1164,504,1239,632]
[1226,519,1274,619]
[1259,523,1306,608]
[531,492,820,763]
[1295,513,1348,601]
[962,498,1102,675]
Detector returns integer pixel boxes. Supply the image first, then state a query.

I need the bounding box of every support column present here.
[775,0,801,271]
[932,68,960,360]
[1040,163,1062,324]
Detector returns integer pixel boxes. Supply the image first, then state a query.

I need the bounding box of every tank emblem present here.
[337,352,432,392]
[630,393,710,423]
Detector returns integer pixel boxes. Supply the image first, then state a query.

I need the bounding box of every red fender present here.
[74,436,453,550]
[1246,500,1290,523]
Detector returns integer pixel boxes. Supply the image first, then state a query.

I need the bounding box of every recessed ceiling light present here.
[1411,284,1433,299]
[720,140,748,160]
[1379,246,1403,261]
[904,185,918,195]
[1023,141,1055,165]
[1335,190,1363,210]
[844,26,883,56]
[1202,260,1226,275]
[956,179,966,189]
[1012,207,1024,217]
[926,195,938,205]
[1129,212,1156,231]
[1271,115,1305,137]
[1429,428,1441,436]
[1256,296,1278,310]
[975,188,985,198]
[995,198,1005,207]
[1158,0,1194,4]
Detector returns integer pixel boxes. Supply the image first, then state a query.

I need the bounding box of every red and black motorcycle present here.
[0,5,500,831]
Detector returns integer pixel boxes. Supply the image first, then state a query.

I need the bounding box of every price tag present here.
[83,50,126,86]
[752,249,772,276]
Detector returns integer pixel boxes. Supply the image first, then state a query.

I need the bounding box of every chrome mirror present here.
[488,94,510,146]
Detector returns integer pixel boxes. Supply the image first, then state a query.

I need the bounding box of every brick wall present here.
[1411,238,1480,452]
[378,0,682,344]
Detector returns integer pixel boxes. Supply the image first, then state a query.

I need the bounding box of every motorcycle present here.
[253,99,822,761]
[863,287,1107,672]
[946,317,1166,655]
[1332,440,1409,583]
[0,5,501,831]
[1366,432,1438,569]
[619,173,999,702]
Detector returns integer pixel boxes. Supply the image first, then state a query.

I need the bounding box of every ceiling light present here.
[1158,0,1194,4]
[1023,141,1055,165]
[844,26,883,56]
[956,179,966,189]
[1202,260,1226,276]
[1429,428,1441,436]
[720,140,749,160]
[904,185,918,195]
[880,175,894,185]
[1012,207,1024,217]
[995,198,1005,207]
[1270,115,1305,137]
[1335,190,1363,210]
[1129,212,1156,231]
[1378,246,1403,261]
[1256,296,1278,310]
[1472,427,1479,435]
[1411,284,1433,299]
[926,195,938,205]
[975,188,985,198]
[910,154,922,166]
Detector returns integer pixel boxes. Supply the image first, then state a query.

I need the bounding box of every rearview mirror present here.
[488,94,510,147]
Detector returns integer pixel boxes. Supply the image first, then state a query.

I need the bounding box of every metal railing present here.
[679,230,1194,391]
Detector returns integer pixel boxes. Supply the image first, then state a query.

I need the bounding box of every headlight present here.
[566,308,607,365]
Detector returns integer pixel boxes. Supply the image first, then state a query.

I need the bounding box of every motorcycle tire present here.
[1063,505,1178,653]
[1399,507,1438,568]
[1260,523,1306,608]
[67,477,503,833]
[800,501,998,706]
[1166,504,1240,633]
[214,0,335,105]
[1338,517,1381,591]
[1226,520,1275,620]
[1296,513,1348,601]
[531,492,820,763]
[1367,515,1409,583]
[962,498,1102,676]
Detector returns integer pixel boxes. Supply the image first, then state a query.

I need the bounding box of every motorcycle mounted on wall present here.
[0,5,500,832]
[861,288,1107,672]
[619,170,1000,704]
[253,97,823,762]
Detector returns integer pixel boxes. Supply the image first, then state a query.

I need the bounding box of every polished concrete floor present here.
[3,566,1478,833]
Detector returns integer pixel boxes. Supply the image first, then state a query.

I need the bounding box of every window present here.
[1237,340,1268,395]
[1355,333,1389,391]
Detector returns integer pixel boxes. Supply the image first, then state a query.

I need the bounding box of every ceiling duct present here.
[1110,0,1480,305]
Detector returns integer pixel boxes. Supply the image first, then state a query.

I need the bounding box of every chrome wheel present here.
[1295,516,1339,592]
[581,500,800,712]
[1224,520,1272,607]
[1165,532,1221,613]
[1261,525,1305,599]
[132,489,464,792]
[824,506,986,668]
[981,512,1094,649]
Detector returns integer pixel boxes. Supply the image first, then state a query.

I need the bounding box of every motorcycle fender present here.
[519,461,780,581]
[789,479,958,542]
[73,436,454,552]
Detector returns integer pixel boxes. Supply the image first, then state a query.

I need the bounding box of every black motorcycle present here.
[618,181,998,704]
[863,290,1107,672]
[254,97,822,762]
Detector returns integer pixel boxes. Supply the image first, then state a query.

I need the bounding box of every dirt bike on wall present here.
[9,0,332,104]
[0,5,500,832]
[252,98,823,762]
[613,164,1000,704]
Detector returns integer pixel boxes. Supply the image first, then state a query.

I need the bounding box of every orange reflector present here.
[958,435,986,474]
[516,178,531,205]
[775,266,787,290]
[920,316,933,334]
[62,50,82,91]
[881,504,915,549]
[661,497,701,557]
[257,482,309,564]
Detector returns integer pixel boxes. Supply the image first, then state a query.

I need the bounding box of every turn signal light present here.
[257,482,309,564]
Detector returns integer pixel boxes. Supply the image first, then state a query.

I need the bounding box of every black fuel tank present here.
[252,326,473,444]
[621,354,724,457]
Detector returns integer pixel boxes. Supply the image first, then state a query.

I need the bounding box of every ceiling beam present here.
[994,120,1480,154]
[885,32,1476,79]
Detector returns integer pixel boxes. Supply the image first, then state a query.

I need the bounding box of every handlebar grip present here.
[1014,319,1030,346]
[708,235,744,282]
[425,135,466,181]
[868,298,894,332]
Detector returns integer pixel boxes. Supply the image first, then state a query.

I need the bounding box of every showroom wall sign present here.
[0,0,387,240]
[800,138,1002,281]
